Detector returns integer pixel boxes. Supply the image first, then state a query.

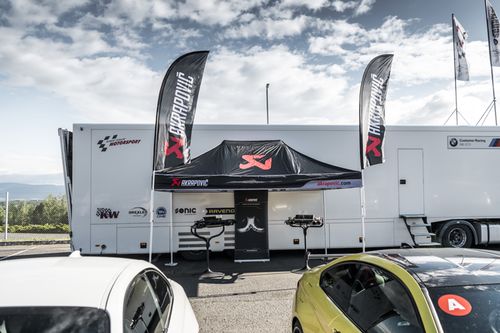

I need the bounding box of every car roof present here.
[365,248,500,288]
[0,253,153,308]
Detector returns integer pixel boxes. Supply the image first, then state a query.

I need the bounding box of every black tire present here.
[179,250,205,261]
[441,224,473,248]
[292,319,304,333]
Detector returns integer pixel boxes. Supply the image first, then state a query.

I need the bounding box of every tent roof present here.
[154,140,361,191]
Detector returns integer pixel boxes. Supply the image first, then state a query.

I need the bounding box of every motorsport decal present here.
[170,178,208,187]
[175,208,197,215]
[156,207,167,218]
[128,207,147,217]
[96,208,120,219]
[206,208,235,215]
[97,135,141,152]
[301,179,363,190]
[239,155,273,170]
[438,294,472,316]
[448,136,500,149]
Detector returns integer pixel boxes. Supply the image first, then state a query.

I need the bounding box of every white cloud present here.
[224,15,310,39]
[197,46,351,124]
[354,0,376,16]
[280,0,329,11]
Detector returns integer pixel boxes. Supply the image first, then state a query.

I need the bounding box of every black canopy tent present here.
[153,140,362,263]
[154,140,362,191]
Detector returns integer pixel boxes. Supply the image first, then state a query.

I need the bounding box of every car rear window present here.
[0,306,110,333]
[428,284,500,332]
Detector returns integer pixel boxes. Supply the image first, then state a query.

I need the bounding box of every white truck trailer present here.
[59,124,500,256]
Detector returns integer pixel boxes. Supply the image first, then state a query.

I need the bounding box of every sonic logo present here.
[239,155,272,170]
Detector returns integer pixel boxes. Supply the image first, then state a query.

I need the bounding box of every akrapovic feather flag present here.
[452,15,470,81]
[359,54,393,169]
[153,51,209,171]
[486,0,500,66]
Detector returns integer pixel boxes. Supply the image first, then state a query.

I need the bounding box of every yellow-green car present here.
[292,248,500,333]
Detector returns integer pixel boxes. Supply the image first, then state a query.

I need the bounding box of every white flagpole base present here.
[164,262,178,267]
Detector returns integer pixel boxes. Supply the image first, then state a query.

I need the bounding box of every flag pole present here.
[452,14,459,125]
[165,192,177,266]
[148,171,156,263]
[485,0,499,125]
[360,170,366,252]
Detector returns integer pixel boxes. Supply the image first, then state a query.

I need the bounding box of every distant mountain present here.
[0,183,65,200]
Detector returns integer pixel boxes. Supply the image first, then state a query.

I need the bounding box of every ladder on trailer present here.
[400,215,440,247]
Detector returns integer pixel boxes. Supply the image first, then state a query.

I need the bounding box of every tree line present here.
[0,195,68,230]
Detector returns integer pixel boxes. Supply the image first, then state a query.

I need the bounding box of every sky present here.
[0,0,499,185]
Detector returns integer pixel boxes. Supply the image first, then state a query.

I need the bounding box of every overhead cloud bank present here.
[0,0,496,128]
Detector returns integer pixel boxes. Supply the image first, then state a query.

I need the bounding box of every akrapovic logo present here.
[128,207,147,217]
[171,178,208,187]
[97,135,141,152]
[96,208,120,219]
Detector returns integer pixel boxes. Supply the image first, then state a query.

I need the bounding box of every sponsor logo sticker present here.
[97,134,141,152]
[438,294,472,316]
[96,208,120,219]
[175,208,197,215]
[206,208,235,215]
[156,207,167,218]
[128,207,147,217]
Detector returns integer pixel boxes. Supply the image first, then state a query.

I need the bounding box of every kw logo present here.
[96,208,120,219]
[239,155,272,170]
[164,136,184,159]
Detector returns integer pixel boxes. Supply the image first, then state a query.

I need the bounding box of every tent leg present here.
[322,191,328,257]
[165,192,178,267]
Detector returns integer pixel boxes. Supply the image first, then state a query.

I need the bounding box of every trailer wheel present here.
[442,224,473,248]
[180,250,205,261]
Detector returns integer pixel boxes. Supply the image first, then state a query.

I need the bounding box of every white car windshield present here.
[0,306,109,333]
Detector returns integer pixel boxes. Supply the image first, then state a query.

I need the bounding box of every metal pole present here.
[360,170,366,252]
[148,172,155,263]
[266,83,270,124]
[485,0,498,125]
[452,14,459,125]
[165,192,177,266]
[4,192,8,240]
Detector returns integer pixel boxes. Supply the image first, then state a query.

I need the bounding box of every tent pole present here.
[148,171,156,263]
[360,170,366,253]
[165,192,178,266]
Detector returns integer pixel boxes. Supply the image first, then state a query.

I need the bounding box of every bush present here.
[0,223,69,234]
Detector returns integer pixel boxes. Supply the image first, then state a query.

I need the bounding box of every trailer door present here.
[398,149,424,215]
[58,128,73,248]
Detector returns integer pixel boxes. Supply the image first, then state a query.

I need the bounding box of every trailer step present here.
[401,215,439,247]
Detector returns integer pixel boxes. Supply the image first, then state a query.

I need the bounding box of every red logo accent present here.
[164,137,184,159]
[366,135,382,157]
[171,178,181,187]
[438,294,472,316]
[239,155,272,170]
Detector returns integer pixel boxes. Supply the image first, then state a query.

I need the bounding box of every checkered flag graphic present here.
[97,134,117,152]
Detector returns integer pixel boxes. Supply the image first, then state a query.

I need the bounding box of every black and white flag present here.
[487,0,500,66]
[359,54,393,169]
[153,51,209,171]
[453,15,470,81]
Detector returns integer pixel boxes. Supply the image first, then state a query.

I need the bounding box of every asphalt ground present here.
[5,243,500,333]
[0,243,318,333]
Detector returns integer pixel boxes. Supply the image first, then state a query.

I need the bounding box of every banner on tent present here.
[234,191,269,262]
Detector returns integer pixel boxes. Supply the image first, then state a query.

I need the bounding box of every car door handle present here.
[333,329,341,333]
